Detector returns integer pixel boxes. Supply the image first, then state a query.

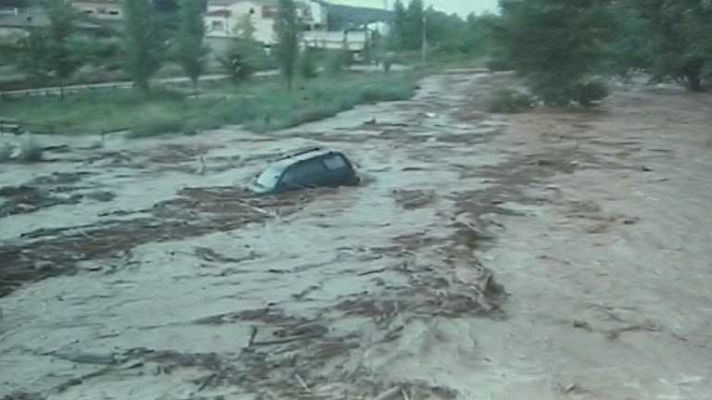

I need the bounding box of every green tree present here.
[236,12,256,39]
[123,0,163,93]
[298,47,318,79]
[497,0,614,106]
[18,28,51,85]
[219,13,266,84]
[631,0,712,91]
[422,8,468,55]
[604,1,653,79]
[45,0,83,100]
[389,0,407,49]
[404,0,424,50]
[463,13,499,56]
[274,0,299,90]
[175,0,207,93]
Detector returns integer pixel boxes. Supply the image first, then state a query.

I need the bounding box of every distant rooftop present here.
[0,8,104,30]
[206,8,231,17]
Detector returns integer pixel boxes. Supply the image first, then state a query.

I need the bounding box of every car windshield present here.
[255,164,284,189]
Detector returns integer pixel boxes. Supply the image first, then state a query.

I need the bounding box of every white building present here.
[72,0,123,20]
[204,0,327,44]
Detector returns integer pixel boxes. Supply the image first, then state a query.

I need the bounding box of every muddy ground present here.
[1,71,711,400]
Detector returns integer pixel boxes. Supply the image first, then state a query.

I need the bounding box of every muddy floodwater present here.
[1,71,712,399]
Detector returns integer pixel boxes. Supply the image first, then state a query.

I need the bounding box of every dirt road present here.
[1,71,711,399]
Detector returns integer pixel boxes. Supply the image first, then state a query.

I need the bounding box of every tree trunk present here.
[683,60,704,92]
[686,73,703,92]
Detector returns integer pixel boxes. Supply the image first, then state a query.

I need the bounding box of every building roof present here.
[206,0,241,6]
[275,147,332,164]
[206,9,231,17]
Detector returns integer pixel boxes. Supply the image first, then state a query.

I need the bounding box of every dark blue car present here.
[249,148,359,195]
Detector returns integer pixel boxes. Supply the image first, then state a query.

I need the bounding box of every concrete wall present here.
[302,30,367,51]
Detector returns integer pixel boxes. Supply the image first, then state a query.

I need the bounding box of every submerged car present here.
[249,148,359,194]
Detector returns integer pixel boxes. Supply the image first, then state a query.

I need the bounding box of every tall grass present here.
[0,72,420,137]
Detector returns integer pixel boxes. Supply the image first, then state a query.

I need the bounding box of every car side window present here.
[283,159,327,187]
[323,154,348,170]
[281,169,300,187]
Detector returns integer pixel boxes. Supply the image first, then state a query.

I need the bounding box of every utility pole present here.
[421,4,427,63]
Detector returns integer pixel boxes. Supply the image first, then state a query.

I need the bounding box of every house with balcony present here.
[203,0,391,54]
[205,0,327,44]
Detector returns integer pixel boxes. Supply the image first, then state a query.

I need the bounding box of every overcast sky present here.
[331,0,499,16]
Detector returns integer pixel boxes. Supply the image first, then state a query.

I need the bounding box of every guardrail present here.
[0,74,232,100]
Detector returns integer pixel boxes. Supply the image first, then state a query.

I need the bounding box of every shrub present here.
[486,57,513,72]
[218,39,265,85]
[376,51,398,73]
[488,89,535,113]
[533,80,609,107]
[18,135,43,162]
[572,81,608,107]
[298,48,318,80]
[130,116,185,138]
[324,49,352,76]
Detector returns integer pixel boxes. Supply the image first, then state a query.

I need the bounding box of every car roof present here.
[270,148,341,170]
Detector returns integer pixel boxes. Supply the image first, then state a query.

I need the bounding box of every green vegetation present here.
[495,0,614,107]
[45,0,82,99]
[629,0,712,91]
[0,72,421,137]
[218,14,269,85]
[16,0,85,96]
[298,48,318,80]
[490,0,712,103]
[18,29,51,86]
[18,135,43,162]
[273,0,299,90]
[3,0,709,139]
[487,89,535,113]
[324,48,352,76]
[387,0,497,61]
[174,0,207,93]
[122,0,163,92]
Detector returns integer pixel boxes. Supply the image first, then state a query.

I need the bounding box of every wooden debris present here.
[247,326,258,348]
[374,386,402,400]
[197,373,217,391]
[295,373,310,391]
[401,388,411,400]
[358,268,387,276]
[573,320,592,331]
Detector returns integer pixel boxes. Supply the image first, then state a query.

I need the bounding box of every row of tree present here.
[492,0,712,106]
[9,0,320,95]
[387,0,496,57]
[12,0,206,97]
